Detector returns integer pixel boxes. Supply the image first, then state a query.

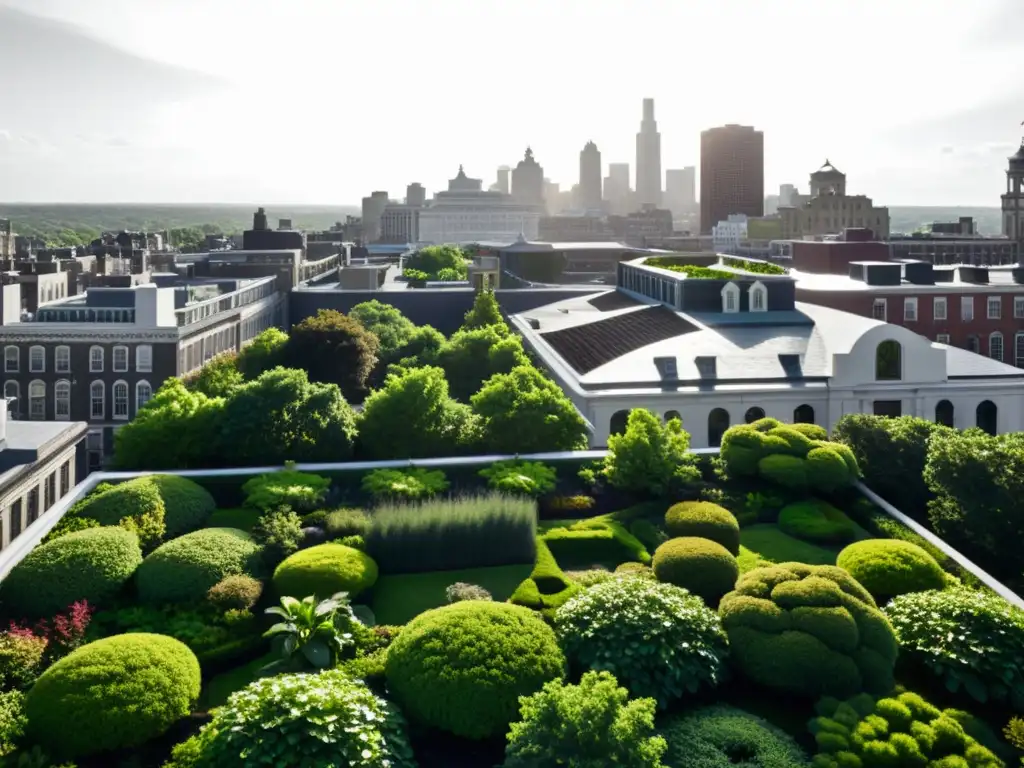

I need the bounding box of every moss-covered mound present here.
[148,475,216,537]
[510,538,581,620]
[718,562,898,698]
[272,542,378,600]
[67,477,166,549]
[660,705,810,767]
[652,537,739,605]
[541,517,650,567]
[778,500,857,546]
[836,539,946,603]
[664,501,740,555]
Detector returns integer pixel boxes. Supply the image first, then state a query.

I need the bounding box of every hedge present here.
[664,502,740,555]
[541,517,650,567]
[836,539,946,603]
[652,537,739,605]
[272,543,378,600]
[510,538,581,619]
[148,475,216,537]
[25,633,200,760]
[1,526,142,617]
[778,500,857,545]
[385,601,566,739]
[68,477,166,549]
[136,528,265,604]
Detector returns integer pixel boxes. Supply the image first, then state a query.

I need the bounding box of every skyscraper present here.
[579,141,602,212]
[665,167,696,215]
[636,98,662,208]
[604,163,632,215]
[512,148,545,207]
[700,124,764,235]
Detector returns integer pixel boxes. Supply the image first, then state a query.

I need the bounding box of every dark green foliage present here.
[387,324,446,371]
[136,528,265,604]
[542,517,651,567]
[206,507,261,532]
[778,500,857,545]
[660,705,810,767]
[367,493,536,574]
[0,690,25,758]
[384,601,566,739]
[719,562,898,698]
[67,476,167,549]
[348,300,417,356]
[272,543,379,600]
[809,691,1003,768]
[602,409,701,496]
[235,327,289,380]
[148,475,216,537]
[206,574,263,611]
[510,538,581,619]
[24,633,200,760]
[555,578,729,707]
[406,244,469,280]
[665,501,741,554]
[1,527,142,617]
[884,588,1024,709]
[836,540,946,603]
[285,309,379,400]
[251,506,304,567]
[177,669,416,767]
[182,350,244,397]
[241,469,330,514]
[652,537,739,604]
[504,671,667,768]
[478,460,557,496]
[471,366,589,453]
[759,454,808,489]
[361,467,449,502]
[630,519,668,551]
[262,593,361,674]
[434,325,530,402]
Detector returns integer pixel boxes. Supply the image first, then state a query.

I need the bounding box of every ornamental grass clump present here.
[555,577,729,707]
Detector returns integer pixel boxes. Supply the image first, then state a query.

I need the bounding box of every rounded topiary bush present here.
[24,633,200,760]
[148,475,216,537]
[718,562,898,698]
[664,501,740,555]
[777,500,857,545]
[206,574,264,611]
[136,528,265,604]
[385,601,565,739]
[70,476,164,528]
[660,705,810,768]
[652,537,739,605]
[758,454,808,489]
[1,526,142,617]
[273,543,378,600]
[176,669,416,767]
[836,539,946,603]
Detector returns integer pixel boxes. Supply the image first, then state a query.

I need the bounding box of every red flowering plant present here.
[3,600,94,674]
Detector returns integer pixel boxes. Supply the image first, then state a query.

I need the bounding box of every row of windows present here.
[933,331,1024,365]
[872,295,1024,323]
[176,279,278,328]
[3,380,153,421]
[609,404,817,447]
[3,460,73,549]
[3,344,152,374]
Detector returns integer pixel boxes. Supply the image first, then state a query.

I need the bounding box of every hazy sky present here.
[1,0,1022,206]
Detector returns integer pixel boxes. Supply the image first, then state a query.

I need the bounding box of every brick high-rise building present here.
[700,124,764,234]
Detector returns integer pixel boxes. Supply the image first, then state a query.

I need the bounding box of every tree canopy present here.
[236,328,289,380]
[434,326,530,401]
[182,351,244,398]
[404,245,468,279]
[462,290,506,333]
[348,300,417,357]
[285,309,379,401]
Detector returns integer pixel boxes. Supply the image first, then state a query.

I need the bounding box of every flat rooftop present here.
[792,266,1024,293]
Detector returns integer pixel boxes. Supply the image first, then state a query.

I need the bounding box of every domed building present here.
[779,160,889,240]
[1001,136,1024,244]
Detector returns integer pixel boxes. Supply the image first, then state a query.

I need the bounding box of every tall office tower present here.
[361,190,390,242]
[665,167,696,215]
[605,162,632,214]
[779,183,798,208]
[579,141,603,212]
[700,124,764,234]
[405,183,426,207]
[635,98,662,208]
[512,148,545,207]
[496,166,511,195]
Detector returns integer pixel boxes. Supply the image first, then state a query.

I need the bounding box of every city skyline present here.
[1,0,1022,206]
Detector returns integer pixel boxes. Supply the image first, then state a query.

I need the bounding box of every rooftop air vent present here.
[957,266,989,285]
[695,356,717,379]
[654,356,678,379]
[527,318,540,330]
[778,354,802,378]
[902,260,934,285]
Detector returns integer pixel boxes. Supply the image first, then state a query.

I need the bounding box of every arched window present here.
[749,281,767,312]
[744,406,766,423]
[989,332,1004,362]
[55,380,71,420]
[28,380,45,420]
[721,282,740,313]
[28,346,45,373]
[3,346,18,373]
[708,408,730,448]
[935,399,954,427]
[609,410,630,438]
[55,345,71,373]
[136,380,153,413]
[793,404,815,424]
[112,345,129,372]
[90,381,105,419]
[664,410,681,424]
[112,381,129,420]
[89,346,104,373]
[976,400,997,435]
[875,340,902,381]
[4,380,19,418]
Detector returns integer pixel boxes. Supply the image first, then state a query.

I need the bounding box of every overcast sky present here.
[1,0,1022,206]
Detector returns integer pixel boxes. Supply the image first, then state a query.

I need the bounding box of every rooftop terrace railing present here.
[2,448,1021,612]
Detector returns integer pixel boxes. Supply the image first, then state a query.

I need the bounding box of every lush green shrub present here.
[510,539,581,620]
[385,601,566,739]
[630,519,668,551]
[884,588,1024,709]
[360,467,450,502]
[0,690,25,758]
[602,409,701,496]
[615,562,656,579]
[445,582,493,602]
[652,537,739,604]
[478,460,557,497]
[1,526,142,617]
[206,507,261,532]
[24,633,200,760]
[0,633,47,691]
[178,669,415,767]
[790,423,828,441]
[67,477,166,550]
[148,475,216,537]
[555,577,728,707]
[250,505,304,567]
[566,568,616,587]
[42,513,101,543]
[504,671,667,768]
[719,562,898,698]
[836,539,946,603]
[366,493,536,573]
[778,500,857,545]
[660,705,810,768]
[547,494,596,514]
[241,469,331,513]
[340,534,366,551]
[136,528,265,604]
[664,501,740,554]
[809,691,1003,768]
[206,574,264,611]
[272,543,378,600]
[759,453,809,489]
[542,517,650,567]
[323,507,372,539]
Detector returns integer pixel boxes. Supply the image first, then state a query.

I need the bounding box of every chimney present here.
[253,207,269,231]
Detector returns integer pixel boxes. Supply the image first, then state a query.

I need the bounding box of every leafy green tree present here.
[504,671,667,768]
[169,227,206,253]
[405,244,467,279]
[602,409,700,497]
[236,328,289,380]
[113,379,225,469]
[348,300,416,357]
[219,368,358,465]
[471,366,588,454]
[387,325,446,372]
[435,326,529,401]
[182,351,243,397]
[358,366,479,459]
[286,310,379,402]
[463,290,506,333]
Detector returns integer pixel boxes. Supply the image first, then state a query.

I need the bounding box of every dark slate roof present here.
[587,291,642,312]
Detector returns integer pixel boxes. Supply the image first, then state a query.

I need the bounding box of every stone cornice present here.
[0,329,179,344]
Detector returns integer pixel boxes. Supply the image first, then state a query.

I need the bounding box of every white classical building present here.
[712,214,748,254]
[511,257,1024,448]
[418,166,542,245]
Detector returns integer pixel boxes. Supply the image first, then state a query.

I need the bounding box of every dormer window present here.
[749,281,767,312]
[721,282,740,313]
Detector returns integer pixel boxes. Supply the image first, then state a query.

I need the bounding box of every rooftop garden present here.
[400,244,473,285]
[1,407,1022,766]
[718,255,788,275]
[644,256,787,279]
